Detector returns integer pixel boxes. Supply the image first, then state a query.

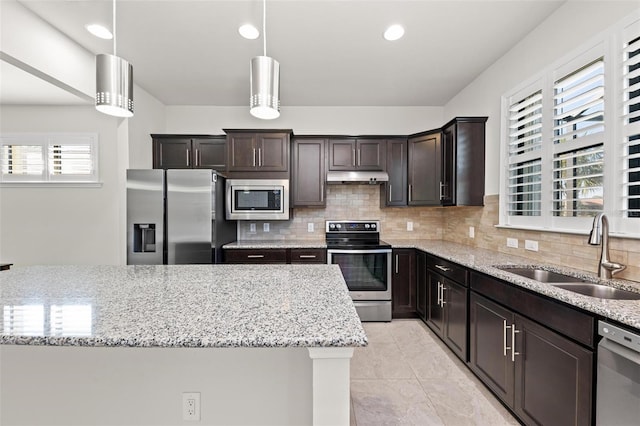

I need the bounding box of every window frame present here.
[0,133,100,185]
[499,13,640,239]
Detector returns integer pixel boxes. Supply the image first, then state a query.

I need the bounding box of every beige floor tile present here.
[351,342,415,379]
[362,322,396,343]
[351,379,445,425]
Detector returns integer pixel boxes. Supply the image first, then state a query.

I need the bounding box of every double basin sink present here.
[497,266,640,300]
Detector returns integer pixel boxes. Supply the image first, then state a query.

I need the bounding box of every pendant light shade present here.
[250,55,280,120]
[96,53,133,117]
[249,0,280,120]
[95,0,134,118]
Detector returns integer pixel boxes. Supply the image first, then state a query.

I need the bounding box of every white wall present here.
[0,106,122,265]
[443,1,640,195]
[164,106,443,135]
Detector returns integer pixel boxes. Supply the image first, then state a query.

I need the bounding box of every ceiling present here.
[3,0,565,108]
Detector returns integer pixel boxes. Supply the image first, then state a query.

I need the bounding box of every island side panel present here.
[0,345,312,425]
[308,347,354,426]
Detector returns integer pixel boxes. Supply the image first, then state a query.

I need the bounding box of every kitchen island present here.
[0,264,366,425]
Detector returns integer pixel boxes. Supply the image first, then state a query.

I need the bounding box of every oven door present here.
[327,248,392,301]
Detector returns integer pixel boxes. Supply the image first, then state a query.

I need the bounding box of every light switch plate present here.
[507,238,518,248]
[525,240,539,251]
[263,222,270,232]
[407,222,413,231]
[307,223,314,232]
[469,226,475,238]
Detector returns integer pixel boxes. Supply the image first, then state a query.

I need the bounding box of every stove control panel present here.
[326,220,380,233]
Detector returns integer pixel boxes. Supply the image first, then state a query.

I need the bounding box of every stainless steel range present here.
[326,220,392,322]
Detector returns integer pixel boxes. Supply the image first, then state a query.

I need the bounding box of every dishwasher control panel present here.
[598,320,640,351]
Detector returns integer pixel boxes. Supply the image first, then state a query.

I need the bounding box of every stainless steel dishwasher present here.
[596,321,640,425]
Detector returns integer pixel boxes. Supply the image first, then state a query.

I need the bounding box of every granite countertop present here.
[388,239,640,330]
[224,240,327,249]
[0,264,367,348]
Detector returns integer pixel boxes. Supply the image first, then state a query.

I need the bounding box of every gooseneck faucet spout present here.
[588,213,626,279]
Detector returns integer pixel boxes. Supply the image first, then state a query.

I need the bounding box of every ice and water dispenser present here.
[133,224,156,253]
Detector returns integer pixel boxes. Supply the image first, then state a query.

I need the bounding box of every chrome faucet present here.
[588,213,626,279]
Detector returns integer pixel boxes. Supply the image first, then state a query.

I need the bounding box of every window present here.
[500,14,640,237]
[0,134,99,183]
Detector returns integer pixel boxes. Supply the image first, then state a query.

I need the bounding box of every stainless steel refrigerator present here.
[126,169,237,265]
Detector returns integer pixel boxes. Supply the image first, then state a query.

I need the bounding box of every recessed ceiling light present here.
[239,24,260,40]
[86,24,113,40]
[384,24,405,41]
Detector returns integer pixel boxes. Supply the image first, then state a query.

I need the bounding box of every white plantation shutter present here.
[552,58,605,217]
[622,31,640,219]
[507,90,543,217]
[0,134,98,183]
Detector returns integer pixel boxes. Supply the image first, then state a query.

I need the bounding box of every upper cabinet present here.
[408,130,442,206]
[292,137,326,207]
[328,138,386,171]
[441,117,487,206]
[152,135,226,170]
[381,138,408,207]
[225,130,291,178]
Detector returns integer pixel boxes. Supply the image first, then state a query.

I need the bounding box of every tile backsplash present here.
[238,187,640,282]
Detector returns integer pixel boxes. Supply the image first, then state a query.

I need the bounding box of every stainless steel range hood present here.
[326,171,389,184]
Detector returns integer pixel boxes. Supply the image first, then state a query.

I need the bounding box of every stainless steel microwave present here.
[226,179,289,220]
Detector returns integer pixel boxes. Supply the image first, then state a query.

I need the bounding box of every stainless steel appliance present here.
[326,220,392,322]
[596,320,640,425]
[127,169,237,265]
[225,179,289,220]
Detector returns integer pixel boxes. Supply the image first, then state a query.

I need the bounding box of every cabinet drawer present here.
[224,249,287,264]
[427,255,467,285]
[290,248,327,264]
[470,272,595,348]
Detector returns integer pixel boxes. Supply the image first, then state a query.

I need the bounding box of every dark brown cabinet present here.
[225,130,290,175]
[289,248,327,264]
[328,138,386,171]
[426,256,468,362]
[440,117,487,206]
[391,249,416,318]
[381,139,408,206]
[407,131,442,206]
[292,138,326,207]
[152,135,226,170]
[224,248,326,264]
[415,251,428,321]
[470,281,594,426]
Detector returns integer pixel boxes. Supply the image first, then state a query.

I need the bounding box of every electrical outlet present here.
[307,223,314,232]
[507,238,519,248]
[182,392,200,421]
[249,223,256,233]
[263,222,270,232]
[469,226,475,239]
[525,240,539,252]
[407,221,413,231]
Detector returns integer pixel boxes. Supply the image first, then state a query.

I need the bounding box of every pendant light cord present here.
[113,0,117,56]
[263,0,266,57]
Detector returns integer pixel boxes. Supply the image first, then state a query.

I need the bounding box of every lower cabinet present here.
[392,249,416,318]
[415,251,428,321]
[224,248,326,264]
[470,292,593,426]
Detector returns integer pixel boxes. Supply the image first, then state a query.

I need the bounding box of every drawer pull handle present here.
[503,320,511,357]
[299,255,317,259]
[511,325,520,362]
[440,285,446,306]
[435,264,451,272]
[247,254,264,258]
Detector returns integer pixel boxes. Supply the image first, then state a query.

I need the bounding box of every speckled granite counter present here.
[387,239,640,330]
[0,264,367,348]
[224,239,327,249]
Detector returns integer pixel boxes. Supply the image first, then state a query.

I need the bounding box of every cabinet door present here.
[408,132,442,206]
[443,279,467,361]
[513,315,593,426]
[289,248,327,264]
[227,133,257,171]
[469,292,515,406]
[356,139,385,170]
[193,137,226,170]
[256,133,289,171]
[382,139,407,206]
[328,139,356,170]
[415,251,428,321]
[153,138,192,169]
[292,139,326,206]
[392,249,416,318]
[426,270,445,335]
[441,123,455,206]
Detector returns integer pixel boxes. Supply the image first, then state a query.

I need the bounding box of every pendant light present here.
[250,0,280,119]
[95,0,133,118]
